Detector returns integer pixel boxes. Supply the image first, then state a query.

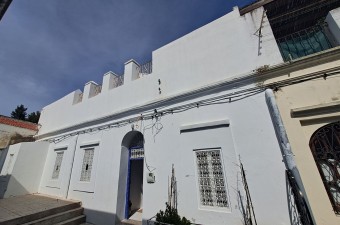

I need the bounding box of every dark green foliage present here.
[156,203,191,225]
[27,111,40,123]
[11,104,27,120]
[10,105,40,124]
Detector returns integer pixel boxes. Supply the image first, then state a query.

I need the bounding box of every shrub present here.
[156,203,191,225]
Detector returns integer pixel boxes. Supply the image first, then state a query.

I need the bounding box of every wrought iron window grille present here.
[80,148,94,182]
[52,151,64,180]
[310,121,340,214]
[195,149,228,208]
[130,147,144,159]
[286,170,314,225]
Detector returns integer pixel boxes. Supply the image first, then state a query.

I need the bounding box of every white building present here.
[2,1,340,225]
[0,115,37,178]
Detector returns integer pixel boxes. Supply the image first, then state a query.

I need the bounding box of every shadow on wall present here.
[0,175,30,199]
[82,208,117,225]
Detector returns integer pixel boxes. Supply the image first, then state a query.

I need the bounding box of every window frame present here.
[51,150,64,180]
[80,147,95,182]
[193,147,229,211]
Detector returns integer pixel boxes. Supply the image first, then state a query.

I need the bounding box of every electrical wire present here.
[46,69,340,143]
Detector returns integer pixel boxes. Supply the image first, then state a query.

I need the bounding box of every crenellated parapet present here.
[73,59,152,105]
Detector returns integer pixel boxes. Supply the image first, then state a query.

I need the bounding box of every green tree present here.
[11,104,27,121]
[27,111,40,124]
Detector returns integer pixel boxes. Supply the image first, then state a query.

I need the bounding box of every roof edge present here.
[239,0,274,15]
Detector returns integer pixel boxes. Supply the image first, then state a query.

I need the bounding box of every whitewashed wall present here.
[39,136,78,198]
[141,91,289,225]
[0,142,49,198]
[326,7,340,45]
[37,7,282,137]
[35,6,289,225]
[38,89,290,225]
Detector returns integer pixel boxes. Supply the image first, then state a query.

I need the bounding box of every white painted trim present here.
[180,119,230,132]
[291,100,340,118]
[124,59,139,66]
[79,141,100,148]
[54,146,68,151]
[85,81,99,86]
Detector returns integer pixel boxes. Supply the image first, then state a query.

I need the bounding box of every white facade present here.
[1,6,295,225]
[0,142,49,198]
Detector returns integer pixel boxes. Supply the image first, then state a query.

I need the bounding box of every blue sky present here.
[0,0,253,117]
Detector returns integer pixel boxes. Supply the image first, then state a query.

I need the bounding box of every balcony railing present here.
[138,61,152,77]
[277,24,333,61]
[94,85,102,96]
[113,75,124,87]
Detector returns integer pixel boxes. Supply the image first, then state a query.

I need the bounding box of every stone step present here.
[21,207,84,225]
[2,202,82,225]
[54,215,86,225]
[120,219,142,225]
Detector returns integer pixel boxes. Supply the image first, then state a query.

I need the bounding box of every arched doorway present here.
[309,121,340,214]
[117,131,144,222]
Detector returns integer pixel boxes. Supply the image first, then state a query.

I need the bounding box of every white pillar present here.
[83,81,99,100]
[102,71,122,93]
[326,8,340,45]
[124,59,140,83]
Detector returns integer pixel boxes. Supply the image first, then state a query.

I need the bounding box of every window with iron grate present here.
[310,121,340,214]
[130,148,144,159]
[80,148,94,182]
[195,149,228,208]
[52,151,64,179]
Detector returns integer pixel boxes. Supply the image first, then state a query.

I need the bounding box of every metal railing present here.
[138,61,152,77]
[113,75,124,88]
[94,85,102,96]
[277,24,333,62]
[75,93,83,104]
[286,170,314,225]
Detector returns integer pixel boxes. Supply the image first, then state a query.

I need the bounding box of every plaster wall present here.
[264,59,340,225]
[141,91,289,225]
[37,7,282,137]
[0,142,49,198]
[39,135,78,198]
[34,6,289,225]
[326,7,340,45]
[38,89,290,225]
[154,7,282,96]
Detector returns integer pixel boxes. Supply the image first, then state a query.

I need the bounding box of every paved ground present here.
[0,194,78,223]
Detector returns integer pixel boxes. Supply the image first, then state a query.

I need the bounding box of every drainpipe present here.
[265,89,316,224]
[66,134,79,199]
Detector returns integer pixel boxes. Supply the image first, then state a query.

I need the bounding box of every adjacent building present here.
[0,115,38,198]
[0,115,37,170]
[0,0,12,21]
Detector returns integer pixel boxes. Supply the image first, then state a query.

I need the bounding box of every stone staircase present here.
[0,195,86,225]
[120,209,142,225]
